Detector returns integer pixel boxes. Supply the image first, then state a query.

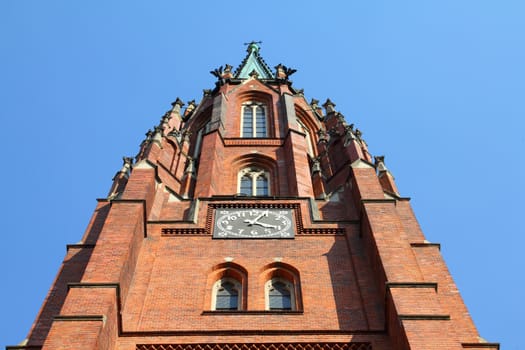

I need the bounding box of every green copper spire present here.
[235,42,274,79]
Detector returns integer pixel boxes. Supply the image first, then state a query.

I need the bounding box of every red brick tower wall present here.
[9,46,498,350]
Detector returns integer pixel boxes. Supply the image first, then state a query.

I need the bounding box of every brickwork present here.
[11,46,497,350]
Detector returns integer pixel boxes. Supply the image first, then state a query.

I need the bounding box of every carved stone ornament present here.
[171,97,185,108]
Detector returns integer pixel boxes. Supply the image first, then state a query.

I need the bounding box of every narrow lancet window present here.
[242,103,267,138]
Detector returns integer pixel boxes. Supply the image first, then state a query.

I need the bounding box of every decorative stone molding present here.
[137,343,372,350]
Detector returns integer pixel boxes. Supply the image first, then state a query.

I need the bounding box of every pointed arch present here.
[236,90,275,138]
[206,262,248,311]
[232,154,278,196]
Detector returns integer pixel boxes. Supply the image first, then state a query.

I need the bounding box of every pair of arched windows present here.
[239,167,269,196]
[211,277,296,311]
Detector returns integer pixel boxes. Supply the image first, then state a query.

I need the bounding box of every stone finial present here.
[223,64,233,78]
[310,98,320,109]
[171,98,185,108]
[295,88,304,96]
[161,111,171,125]
[275,64,286,79]
[323,98,336,114]
[343,123,357,146]
[275,64,297,80]
[184,100,196,117]
[120,156,134,175]
[145,129,153,141]
[374,155,388,172]
[203,89,212,96]
[140,129,154,146]
[152,125,164,144]
[336,113,347,125]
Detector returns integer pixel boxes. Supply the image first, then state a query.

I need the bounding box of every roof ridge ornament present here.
[244,41,263,53]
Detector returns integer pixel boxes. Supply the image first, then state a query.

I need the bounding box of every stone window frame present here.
[238,167,270,196]
[211,277,243,311]
[265,277,296,311]
[241,102,267,138]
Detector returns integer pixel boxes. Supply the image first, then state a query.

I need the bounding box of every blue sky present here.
[1,1,523,348]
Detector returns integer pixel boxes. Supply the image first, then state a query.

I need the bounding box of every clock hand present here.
[243,210,268,226]
[252,221,277,229]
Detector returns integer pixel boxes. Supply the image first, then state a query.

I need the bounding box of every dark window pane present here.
[269,281,292,310]
[256,175,268,196]
[216,281,239,310]
[240,176,252,195]
[242,106,253,138]
[255,107,266,137]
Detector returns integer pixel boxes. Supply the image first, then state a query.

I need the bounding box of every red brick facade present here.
[9,45,498,350]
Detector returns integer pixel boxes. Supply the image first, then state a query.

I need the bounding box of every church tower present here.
[9,44,498,350]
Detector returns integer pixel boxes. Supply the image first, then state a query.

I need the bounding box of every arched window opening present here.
[238,167,270,196]
[242,103,267,138]
[212,278,241,311]
[265,278,295,311]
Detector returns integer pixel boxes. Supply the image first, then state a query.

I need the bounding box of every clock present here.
[213,208,295,239]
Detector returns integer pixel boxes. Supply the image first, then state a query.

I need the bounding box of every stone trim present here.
[398,314,450,320]
[53,315,105,322]
[161,228,208,235]
[361,198,397,204]
[136,343,372,350]
[66,243,95,250]
[160,203,346,236]
[410,242,441,250]
[201,310,303,315]
[462,343,500,350]
[386,282,438,292]
[223,138,284,146]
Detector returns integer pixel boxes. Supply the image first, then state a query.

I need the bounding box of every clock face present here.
[213,208,295,239]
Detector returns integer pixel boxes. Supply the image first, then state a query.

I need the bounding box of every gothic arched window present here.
[212,278,241,311]
[242,103,267,138]
[238,168,269,196]
[266,278,295,311]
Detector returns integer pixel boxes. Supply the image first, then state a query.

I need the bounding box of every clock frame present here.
[213,207,295,239]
